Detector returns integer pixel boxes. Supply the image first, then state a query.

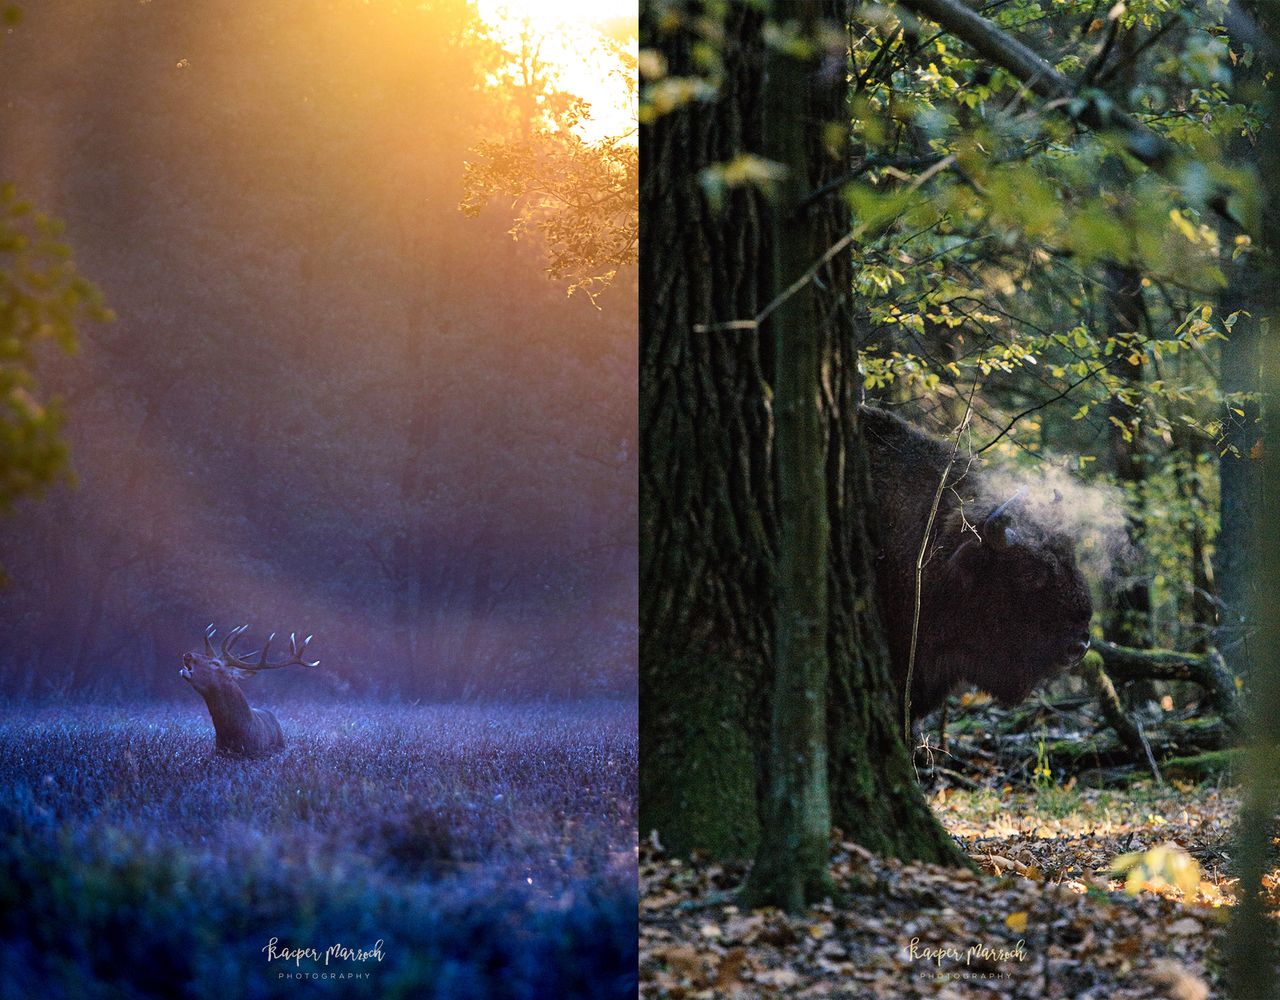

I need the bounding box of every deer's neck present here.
[201,680,255,740]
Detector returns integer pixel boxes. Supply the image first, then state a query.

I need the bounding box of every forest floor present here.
[641,778,1255,999]
[0,699,637,999]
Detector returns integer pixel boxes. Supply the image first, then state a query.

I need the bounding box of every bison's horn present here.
[982,487,1027,549]
[984,486,1028,527]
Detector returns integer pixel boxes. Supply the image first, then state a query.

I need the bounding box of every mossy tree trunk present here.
[1100,38,1153,655]
[1215,2,1265,679]
[746,0,833,911]
[1226,3,1279,996]
[640,0,965,881]
[639,0,775,860]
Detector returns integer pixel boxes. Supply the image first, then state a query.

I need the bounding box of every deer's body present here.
[180,626,317,759]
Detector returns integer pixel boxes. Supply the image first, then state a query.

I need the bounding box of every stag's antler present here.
[205,624,320,676]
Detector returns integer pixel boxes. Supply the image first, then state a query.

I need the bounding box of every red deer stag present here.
[179,625,318,757]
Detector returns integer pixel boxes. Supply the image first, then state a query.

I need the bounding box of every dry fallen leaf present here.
[1149,958,1210,1000]
[643,782,1245,999]
[1168,917,1203,936]
[715,947,750,993]
[651,944,703,981]
[754,968,801,988]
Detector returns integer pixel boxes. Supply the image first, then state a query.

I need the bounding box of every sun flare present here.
[482,0,635,24]
[478,0,637,143]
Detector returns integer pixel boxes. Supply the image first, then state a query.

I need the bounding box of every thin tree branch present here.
[905,381,979,740]
[896,0,1176,172]
[1094,15,1182,88]
[975,360,1112,454]
[695,155,956,334]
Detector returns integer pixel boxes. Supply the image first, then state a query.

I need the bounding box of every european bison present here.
[862,406,1093,718]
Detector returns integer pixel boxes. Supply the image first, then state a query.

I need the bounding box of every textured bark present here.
[1227,4,1280,995]
[641,0,963,872]
[747,2,833,910]
[1215,5,1265,678]
[1216,280,1260,672]
[1102,264,1153,653]
[639,0,774,858]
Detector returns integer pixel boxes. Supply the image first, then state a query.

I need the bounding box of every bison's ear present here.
[979,517,1019,550]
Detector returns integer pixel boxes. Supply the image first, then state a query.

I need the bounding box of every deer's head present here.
[180,624,319,696]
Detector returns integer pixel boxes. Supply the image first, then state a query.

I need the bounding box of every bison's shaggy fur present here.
[862,406,1093,718]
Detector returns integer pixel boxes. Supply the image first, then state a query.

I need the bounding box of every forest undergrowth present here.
[642,780,1249,998]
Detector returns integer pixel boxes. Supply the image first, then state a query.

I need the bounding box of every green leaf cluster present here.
[0,182,111,519]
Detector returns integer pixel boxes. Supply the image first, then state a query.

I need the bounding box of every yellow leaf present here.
[638,49,668,80]
[1006,911,1028,933]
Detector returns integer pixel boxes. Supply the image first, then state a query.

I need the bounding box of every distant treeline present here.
[0,0,637,699]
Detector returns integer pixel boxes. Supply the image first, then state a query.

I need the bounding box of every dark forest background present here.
[0,0,638,700]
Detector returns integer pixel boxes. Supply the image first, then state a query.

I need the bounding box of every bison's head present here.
[942,495,1092,705]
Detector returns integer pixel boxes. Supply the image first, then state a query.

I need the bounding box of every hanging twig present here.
[904,382,980,741]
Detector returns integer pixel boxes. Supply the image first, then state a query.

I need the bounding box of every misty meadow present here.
[0,702,637,998]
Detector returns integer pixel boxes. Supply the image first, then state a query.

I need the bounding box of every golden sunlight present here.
[484,0,636,23]
[478,0,637,143]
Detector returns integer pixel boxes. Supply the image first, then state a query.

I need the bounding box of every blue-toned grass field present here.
[0,701,637,999]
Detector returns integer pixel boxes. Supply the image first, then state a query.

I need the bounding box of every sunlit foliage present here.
[0,4,112,559]
[462,22,639,298]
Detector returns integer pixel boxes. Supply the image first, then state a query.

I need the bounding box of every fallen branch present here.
[1039,718,1231,777]
[1078,650,1147,761]
[1092,639,1240,731]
